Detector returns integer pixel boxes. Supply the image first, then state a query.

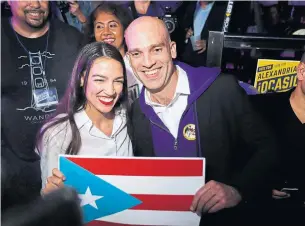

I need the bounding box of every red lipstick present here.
[99,99,114,106]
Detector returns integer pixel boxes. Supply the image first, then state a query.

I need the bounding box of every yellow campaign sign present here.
[254,59,299,94]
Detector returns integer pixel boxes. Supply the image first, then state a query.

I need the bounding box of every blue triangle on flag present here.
[59,156,142,223]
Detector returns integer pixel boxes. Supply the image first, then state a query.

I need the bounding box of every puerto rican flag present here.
[59,156,205,226]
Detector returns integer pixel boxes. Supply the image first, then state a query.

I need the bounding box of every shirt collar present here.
[145,65,190,107]
[74,109,91,129]
[176,65,190,95]
[73,108,126,139]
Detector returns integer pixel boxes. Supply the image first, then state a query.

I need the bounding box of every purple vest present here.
[150,103,200,157]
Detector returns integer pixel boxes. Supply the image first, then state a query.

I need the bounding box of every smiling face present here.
[8,0,49,29]
[84,57,124,115]
[94,11,124,53]
[125,18,177,92]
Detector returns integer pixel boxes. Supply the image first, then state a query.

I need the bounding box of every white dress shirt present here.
[39,109,132,188]
[145,65,190,139]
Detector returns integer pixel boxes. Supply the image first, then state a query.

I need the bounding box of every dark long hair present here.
[36,42,129,155]
[84,2,134,47]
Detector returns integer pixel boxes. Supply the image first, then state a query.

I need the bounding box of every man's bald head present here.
[125,16,171,49]
[123,16,177,94]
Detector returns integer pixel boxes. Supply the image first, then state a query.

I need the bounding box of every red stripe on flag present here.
[131,194,193,211]
[66,157,203,176]
[86,221,140,226]
[86,220,166,226]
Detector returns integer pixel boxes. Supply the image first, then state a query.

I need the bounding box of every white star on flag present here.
[79,186,103,209]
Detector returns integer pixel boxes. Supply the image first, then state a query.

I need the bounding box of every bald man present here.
[250,53,305,226]
[125,17,278,225]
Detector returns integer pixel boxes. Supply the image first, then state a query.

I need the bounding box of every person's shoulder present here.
[204,73,252,102]
[250,90,291,112]
[212,73,258,95]
[42,114,71,143]
[210,73,239,91]
[248,92,289,124]
[1,18,12,36]
[51,19,83,37]
[50,19,84,49]
[250,92,279,102]
[1,17,10,27]
[51,19,77,31]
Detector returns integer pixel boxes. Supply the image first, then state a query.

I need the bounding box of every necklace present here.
[9,19,50,75]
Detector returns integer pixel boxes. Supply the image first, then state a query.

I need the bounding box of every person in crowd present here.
[125,16,278,225]
[289,5,305,35]
[84,2,141,102]
[126,0,182,18]
[262,3,287,36]
[179,1,258,94]
[1,0,83,212]
[38,42,133,194]
[1,1,12,18]
[52,1,92,33]
[127,0,184,57]
[250,52,305,226]
[179,1,227,67]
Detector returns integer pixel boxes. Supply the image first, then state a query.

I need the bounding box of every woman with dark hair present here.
[84,2,142,102]
[37,42,132,194]
[85,2,132,54]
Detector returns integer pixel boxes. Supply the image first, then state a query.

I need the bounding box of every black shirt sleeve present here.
[224,75,280,202]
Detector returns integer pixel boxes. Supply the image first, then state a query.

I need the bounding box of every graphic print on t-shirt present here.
[16,50,58,113]
[128,84,140,102]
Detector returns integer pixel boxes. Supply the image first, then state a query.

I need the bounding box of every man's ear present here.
[297,62,305,81]
[170,41,177,59]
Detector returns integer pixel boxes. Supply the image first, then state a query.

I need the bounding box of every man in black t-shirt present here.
[1,0,83,212]
[250,53,305,225]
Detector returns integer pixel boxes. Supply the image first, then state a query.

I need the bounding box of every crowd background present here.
[2,0,305,84]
